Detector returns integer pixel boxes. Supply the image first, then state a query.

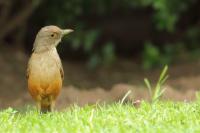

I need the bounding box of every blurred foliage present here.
[142,41,188,69]
[185,26,200,49]
[35,0,196,33]
[120,0,194,32]
[29,0,199,69]
[137,0,194,32]
[87,41,116,69]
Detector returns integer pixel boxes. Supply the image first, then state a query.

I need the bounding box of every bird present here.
[27,25,73,113]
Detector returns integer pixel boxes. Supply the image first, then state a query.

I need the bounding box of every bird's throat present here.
[33,45,56,54]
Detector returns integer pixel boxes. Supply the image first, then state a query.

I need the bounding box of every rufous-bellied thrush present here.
[27,25,73,113]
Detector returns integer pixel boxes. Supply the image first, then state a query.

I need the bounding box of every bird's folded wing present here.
[60,65,64,80]
[26,62,30,79]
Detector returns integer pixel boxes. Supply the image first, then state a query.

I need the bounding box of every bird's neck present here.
[33,45,57,54]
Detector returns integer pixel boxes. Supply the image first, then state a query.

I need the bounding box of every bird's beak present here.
[62,29,74,36]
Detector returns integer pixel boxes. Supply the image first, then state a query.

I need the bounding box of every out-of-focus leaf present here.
[102,41,116,66]
[83,30,100,52]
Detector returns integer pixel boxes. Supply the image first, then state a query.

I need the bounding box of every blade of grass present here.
[158,65,168,83]
[144,78,152,98]
[120,90,132,105]
[144,65,169,103]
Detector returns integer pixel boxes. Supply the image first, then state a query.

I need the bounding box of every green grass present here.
[144,65,169,103]
[1,101,200,133]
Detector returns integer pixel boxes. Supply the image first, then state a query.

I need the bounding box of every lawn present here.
[1,101,200,133]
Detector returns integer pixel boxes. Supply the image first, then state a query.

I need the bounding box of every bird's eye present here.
[51,34,55,37]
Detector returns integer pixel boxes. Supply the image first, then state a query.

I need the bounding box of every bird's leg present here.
[36,101,41,113]
[50,101,55,112]
[50,96,56,112]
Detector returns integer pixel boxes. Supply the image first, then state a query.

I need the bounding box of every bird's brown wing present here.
[26,61,31,79]
[60,65,64,80]
[26,67,30,79]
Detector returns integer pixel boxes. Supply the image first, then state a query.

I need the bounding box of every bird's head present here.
[33,25,73,53]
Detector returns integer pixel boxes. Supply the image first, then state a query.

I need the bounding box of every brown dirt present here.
[0,47,200,109]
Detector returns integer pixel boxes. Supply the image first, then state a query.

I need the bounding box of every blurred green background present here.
[1,0,200,69]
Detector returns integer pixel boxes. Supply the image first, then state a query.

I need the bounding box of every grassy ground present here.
[1,101,200,133]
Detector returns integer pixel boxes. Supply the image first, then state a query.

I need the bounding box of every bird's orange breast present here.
[28,74,62,101]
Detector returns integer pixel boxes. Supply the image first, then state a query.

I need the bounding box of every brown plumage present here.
[27,25,73,113]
